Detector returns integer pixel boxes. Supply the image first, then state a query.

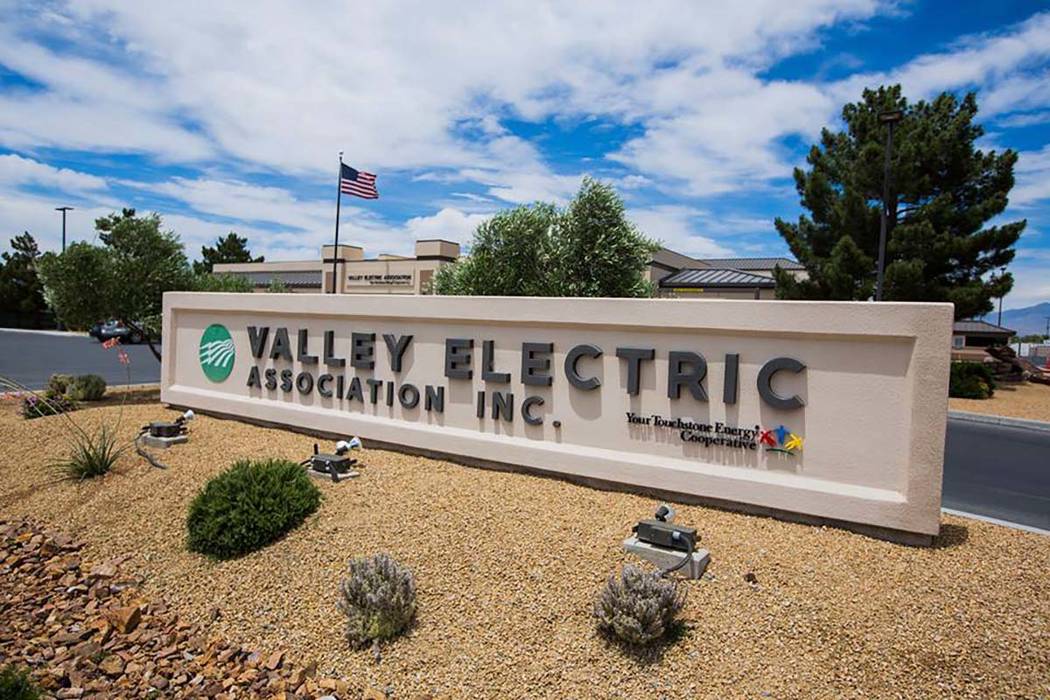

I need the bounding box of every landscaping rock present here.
[0,519,352,699]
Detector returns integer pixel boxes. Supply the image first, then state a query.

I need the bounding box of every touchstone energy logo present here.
[760,424,803,455]
[198,324,235,382]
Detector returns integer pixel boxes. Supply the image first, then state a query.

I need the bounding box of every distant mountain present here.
[985,302,1050,337]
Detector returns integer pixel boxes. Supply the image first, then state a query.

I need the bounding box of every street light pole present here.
[55,206,74,252]
[875,109,903,302]
[997,267,1007,327]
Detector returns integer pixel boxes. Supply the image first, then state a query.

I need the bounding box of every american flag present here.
[340,163,379,199]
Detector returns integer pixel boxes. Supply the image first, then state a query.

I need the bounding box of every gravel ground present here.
[950,381,1050,422]
[1,400,1048,699]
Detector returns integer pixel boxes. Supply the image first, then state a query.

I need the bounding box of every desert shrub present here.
[186,458,321,559]
[949,361,995,399]
[60,423,126,480]
[337,554,417,646]
[0,665,41,700]
[594,565,686,646]
[47,373,73,396]
[20,391,77,419]
[67,374,107,401]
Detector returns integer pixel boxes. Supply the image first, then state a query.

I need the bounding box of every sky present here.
[0,1,1048,311]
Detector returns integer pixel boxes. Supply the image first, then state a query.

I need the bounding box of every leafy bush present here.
[949,361,995,399]
[20,391,77,419]
[337,553,417,646]
[67,374,107,401]
[594,565,686,646]
[0,665,41,700]
[186,459,321,559]
[47,373,73,396]
[60,423,126,480]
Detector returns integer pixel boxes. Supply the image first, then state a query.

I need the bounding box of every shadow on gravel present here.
[933,523,970,549]
[597,621,691,667]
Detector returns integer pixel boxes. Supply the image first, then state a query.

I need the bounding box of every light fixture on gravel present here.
[301,436,363,483]
[623,503,710,579]
[135,410,195,469]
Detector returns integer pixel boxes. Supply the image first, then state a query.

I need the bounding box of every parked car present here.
[88,319,145,344]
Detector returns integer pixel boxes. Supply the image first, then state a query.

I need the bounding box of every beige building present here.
[215,240,805,299]
[213,239,460,294]
[648,250,806,300]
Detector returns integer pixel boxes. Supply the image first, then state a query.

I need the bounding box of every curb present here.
[948,410,1050,433]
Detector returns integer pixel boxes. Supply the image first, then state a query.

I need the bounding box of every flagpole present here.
[331,151,343,294]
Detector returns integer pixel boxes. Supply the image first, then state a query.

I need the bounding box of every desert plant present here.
[20,390,77,419]
[949,361,996,399]
[186,459,321,559]
[67,374,107,401]
[337,553,417,647]
[594,565,686,646]
[0,664,42,700]
[63,422,127,480]
[46,372,73,396]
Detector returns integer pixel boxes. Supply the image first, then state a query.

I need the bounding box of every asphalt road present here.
[1,329,1047,532]
[0,329,161,390]
[943,412,1050,531]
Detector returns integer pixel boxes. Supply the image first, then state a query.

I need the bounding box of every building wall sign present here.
[346,272,414,287]
[162,294,952,539]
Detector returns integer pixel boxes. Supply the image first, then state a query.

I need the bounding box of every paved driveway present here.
[0,329,161,390]
[943,411,1050,532]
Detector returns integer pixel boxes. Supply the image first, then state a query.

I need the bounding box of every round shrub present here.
[594,565,686,646]
[67,374,107,401]
[46,373,73,397]
[186,458,321,559]
[949,361,995,399]
[337,553,416,646]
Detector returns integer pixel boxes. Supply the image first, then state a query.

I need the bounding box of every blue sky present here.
[0,1,1048,309]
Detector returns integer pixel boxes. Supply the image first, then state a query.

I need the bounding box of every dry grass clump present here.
[337,554,416,647]
[594,564,686,646]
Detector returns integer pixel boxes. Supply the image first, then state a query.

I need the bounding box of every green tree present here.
[550,178,656,297]
[193,232,264,275]
[435,178,655,297]
[266,277,289,293]
[40,209,194,361]
[434,203,557,296]
[38,242,115,331]
[774,85,1024,319]
[193,272,254,293]
[0,232,49,325]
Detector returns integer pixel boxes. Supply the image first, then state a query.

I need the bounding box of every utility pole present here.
[55,206,73,252]
[875,109,903,302]
[997,267,1006,327]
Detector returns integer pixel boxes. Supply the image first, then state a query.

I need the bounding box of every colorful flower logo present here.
[760,424,803,455]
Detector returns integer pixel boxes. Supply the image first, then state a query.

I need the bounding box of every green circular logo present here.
[199,324,235,382]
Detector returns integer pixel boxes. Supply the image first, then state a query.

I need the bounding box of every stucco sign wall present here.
[161,293,953,538]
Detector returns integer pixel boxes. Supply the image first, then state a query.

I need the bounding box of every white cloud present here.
[629,205,734,257]
[1,1,1048,273]
[1010,145,1050,208]
[0,154,108,192]
[1003,248,1050,310]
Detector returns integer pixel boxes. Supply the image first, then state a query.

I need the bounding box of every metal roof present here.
[953,319,1015,336]
[223,270,323,288]
[659,268,777,288]
[697,257,804,270]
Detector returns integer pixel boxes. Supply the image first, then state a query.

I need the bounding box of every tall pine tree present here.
[0,232,49,324]
[193,232,263,274]
[774,85,1024,319]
